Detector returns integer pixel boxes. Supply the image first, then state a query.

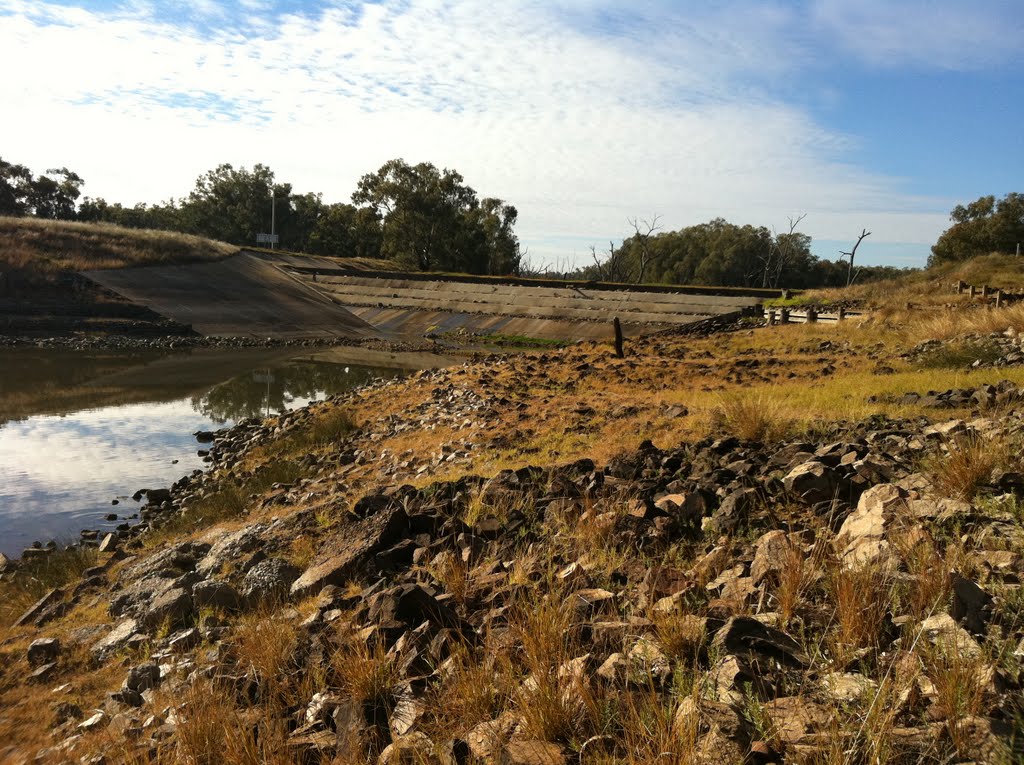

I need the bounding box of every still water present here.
[0,348,403,558]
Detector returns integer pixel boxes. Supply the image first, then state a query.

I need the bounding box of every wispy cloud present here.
[1,0,1014,266]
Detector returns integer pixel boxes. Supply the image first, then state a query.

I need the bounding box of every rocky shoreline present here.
[5,364,1024,762]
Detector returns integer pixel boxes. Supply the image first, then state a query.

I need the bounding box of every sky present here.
[2,0,1021,270]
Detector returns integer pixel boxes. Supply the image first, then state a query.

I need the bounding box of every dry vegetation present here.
[4,252,1024,763]
[0,216,236,276]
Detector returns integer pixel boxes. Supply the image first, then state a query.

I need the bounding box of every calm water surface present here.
[0,348,402,557]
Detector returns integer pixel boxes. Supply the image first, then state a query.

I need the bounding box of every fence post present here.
[838,306,846,321]
[955,280,966,294]
[996,290,1003,308]
[780,307,790,324]
[981,285,990,298]
[613,317,624,358]
[806,308,818,323]
[969,285,977,298]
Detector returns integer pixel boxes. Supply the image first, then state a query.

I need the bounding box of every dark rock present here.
[141,587,193,630]
[951,573,993,635]
[14,588,64,628]
[192,580,240,611]
[241,558,300,606]
[124,663,161,692]
[291,506,408,599]
[784,461,840,505]
[28,637,60,667]
[712,616,808,668]
[707,488,759,535]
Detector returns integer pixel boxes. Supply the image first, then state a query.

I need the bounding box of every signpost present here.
[256,233,279,247]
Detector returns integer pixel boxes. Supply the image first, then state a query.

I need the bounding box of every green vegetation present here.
[575,217,910,289]
[930,192,1024,266]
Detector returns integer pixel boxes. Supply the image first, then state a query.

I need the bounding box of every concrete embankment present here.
[84,253,379,340]
[83,251,768,342]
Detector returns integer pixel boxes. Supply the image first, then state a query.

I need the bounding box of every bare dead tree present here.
[590,240,629,282]
[761,213,807,288]
[627,214,662,284]
[840,228,871,287]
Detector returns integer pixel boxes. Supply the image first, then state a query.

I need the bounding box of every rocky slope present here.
[3,309,1024,764]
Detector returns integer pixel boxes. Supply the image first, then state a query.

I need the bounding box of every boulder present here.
[142,587,193,630]
[951,573,993,635]
[291,507,408,599]
[27,637,60,667]
[192,580,240,611]
[241,558,300,606]
[784,461,840,505]
[92,618,142,660]
[706,488,760,535]
[834,483,908,568]
[712,616,807,668]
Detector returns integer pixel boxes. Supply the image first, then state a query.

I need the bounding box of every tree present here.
[0,157,32,216]
[627,214,662,284]
[181,163,292,246]
[307,203,383,259]
[930,193,1024,265]
[840,228,871,286]
[352,159,520,274]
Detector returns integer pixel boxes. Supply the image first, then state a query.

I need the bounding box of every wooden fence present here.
[955,281,1023,307]
[760,306,862,325]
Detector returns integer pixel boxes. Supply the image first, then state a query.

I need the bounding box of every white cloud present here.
[0,0,1002,267]
[809,0,1024,70]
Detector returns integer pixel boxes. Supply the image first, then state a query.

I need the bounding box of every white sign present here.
[256,233,279,244]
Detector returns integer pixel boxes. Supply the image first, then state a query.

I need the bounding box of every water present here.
[0,348,403,558]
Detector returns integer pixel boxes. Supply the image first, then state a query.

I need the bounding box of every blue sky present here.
[1,0,1021,269]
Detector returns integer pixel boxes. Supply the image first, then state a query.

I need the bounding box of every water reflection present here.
[192,363,388,423]
[0,350,401,558]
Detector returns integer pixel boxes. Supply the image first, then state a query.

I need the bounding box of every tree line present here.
[1,156,522,276]
[3,152,1018,286]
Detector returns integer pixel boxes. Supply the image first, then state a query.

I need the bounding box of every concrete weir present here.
[83,252,767,342]
[84,253,379,339]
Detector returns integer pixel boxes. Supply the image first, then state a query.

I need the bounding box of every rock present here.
[654,493,707,529]
[950,573,993,635]
[98,532,119,553]
[141,587,193,630]
[750,530,795,587]
[144,488,172,505]
[917,613,981,657]
[942,716,1012,763]
[27,637,60,667]
[290,506,408,599]
[706,488,759,535]
[834,483,908,568]
[14,588,65,628]
[192,580,240,611]
[712,616,807,668]
[763,696,830,745]
[92,619,142,660]
[124,662,161,692]
[821,672,877,702]
[784,461,840,505]
[505,740,565,765]
[241,558,300,606]
[78,711,106,731]
[378,732,440,765]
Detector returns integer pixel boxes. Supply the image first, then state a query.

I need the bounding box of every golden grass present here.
[921,434,1012,501]
[0,215,235,275]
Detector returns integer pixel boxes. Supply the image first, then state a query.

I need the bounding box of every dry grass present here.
[920,434,1011,501]
[0,216,235,276]
[0,545,99,630]
[826,563,894,667]
[710,390,795,442]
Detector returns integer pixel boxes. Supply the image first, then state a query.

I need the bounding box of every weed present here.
[920,434,1009,501]
[826,562,894,667]
[711,390,794,442]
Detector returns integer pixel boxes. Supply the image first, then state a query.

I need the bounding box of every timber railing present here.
[954,281,1024,307]
[760,306,863,324]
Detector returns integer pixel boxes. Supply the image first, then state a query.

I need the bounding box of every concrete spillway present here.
[83,252,765,342]
[84,253,379,340]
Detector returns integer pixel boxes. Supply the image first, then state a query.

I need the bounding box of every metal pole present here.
[270,191,276,250]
